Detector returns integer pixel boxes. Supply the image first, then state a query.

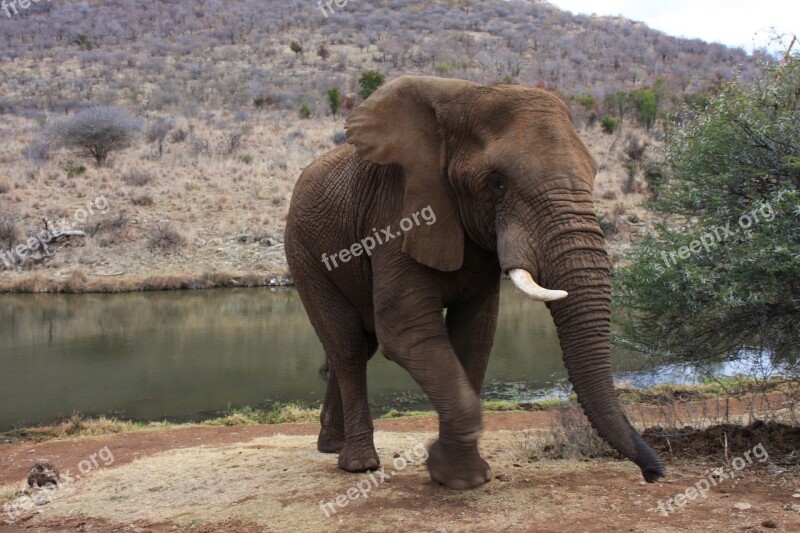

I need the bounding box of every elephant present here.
[285,76,666,489]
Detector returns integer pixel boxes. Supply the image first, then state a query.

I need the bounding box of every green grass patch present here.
[614,375,782,404]
[379,409,432,419]
[482,398,570,412]
[205,402,320,426]
[0,411,169,444]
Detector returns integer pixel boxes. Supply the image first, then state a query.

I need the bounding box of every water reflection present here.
[0,283,773,430]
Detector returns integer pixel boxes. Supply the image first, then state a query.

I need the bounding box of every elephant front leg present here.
[375,284,491,489]
[446,279,500,394]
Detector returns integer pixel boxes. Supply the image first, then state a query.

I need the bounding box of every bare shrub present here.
[121,169,155,187]
[341,94,357,112]
[146,117,174,157]
[169,128,188,144]
[94,211,131,247]
[0,177,9,194]
[624,135,647,162]
[253,93,275,109]
[148,223,186,251]
[221,130,246,156]
[25,137,51,166]
[49,106,142,166]
[516,406,614,462]
[601,190,617,200]
[0,206,20,248]
[190,136,210,157]
[131,192,154,206]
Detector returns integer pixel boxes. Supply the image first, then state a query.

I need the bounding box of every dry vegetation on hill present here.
[0,0,767,292]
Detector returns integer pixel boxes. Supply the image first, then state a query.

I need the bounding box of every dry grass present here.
[514,380,800,466]
[1,412,169,443]
[0,110,333,292]
[204,403,321,427]
[514,406,615,462]
[0,430,610,531]
[147,222,186,251]
[0,108,654,292]
[0,271,287,294]
[0,209,19,248]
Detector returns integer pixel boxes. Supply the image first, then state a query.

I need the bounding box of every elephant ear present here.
[346,76,476,272]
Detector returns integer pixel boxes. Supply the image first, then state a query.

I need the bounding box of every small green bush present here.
[327,87,341,117]
[64,163,87,178]
[601,116,620,134]
[358,70,386,100]
[615,56,800,363]
[299,104,311,119]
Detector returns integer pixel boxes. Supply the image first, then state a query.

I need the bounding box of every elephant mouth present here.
[504,268,569,303]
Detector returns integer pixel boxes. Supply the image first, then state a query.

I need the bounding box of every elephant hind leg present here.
[317,361,344,453]
[330,335,380,472]
[294,278,379,471]
[317,332,377,454]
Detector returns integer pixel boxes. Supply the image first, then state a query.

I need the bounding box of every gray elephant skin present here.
[285,76,666,489]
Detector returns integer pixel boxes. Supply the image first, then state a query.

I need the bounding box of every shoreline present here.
[0,271,294,294]
[2,379,784,445]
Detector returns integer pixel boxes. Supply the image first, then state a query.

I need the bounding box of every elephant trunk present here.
[520,210,665,482]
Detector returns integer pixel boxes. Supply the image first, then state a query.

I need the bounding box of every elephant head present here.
[347,76,665,483]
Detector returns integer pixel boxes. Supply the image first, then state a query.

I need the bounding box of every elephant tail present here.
[318,360,331,381]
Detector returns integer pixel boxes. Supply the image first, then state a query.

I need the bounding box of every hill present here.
[0,0,764,113]
[0,0,769,291]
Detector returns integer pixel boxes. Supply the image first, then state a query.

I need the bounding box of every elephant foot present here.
[317,427,345,454]
[426,440,491,490]
[337,438,380,472]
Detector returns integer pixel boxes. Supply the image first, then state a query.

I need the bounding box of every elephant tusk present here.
[509,269,568,302]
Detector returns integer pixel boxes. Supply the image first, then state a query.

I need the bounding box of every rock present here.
[761,520,778,529]
[273,232,284,243]
[732,502,751,510]
[27,461,60,487]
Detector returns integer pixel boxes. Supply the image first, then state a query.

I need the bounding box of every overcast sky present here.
[551,1,798,53]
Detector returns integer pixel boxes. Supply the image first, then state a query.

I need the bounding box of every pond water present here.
[0,283,766,430]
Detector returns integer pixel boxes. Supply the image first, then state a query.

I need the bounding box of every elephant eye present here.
[488,178,505,190]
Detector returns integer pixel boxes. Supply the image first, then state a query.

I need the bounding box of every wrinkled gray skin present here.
[285,76,666,489]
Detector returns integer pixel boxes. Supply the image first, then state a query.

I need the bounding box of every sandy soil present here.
[2,411,798,532]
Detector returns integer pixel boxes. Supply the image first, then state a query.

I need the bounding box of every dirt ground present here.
[1,412,798,532]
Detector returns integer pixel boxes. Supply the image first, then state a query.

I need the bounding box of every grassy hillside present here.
[0,0,767,292]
